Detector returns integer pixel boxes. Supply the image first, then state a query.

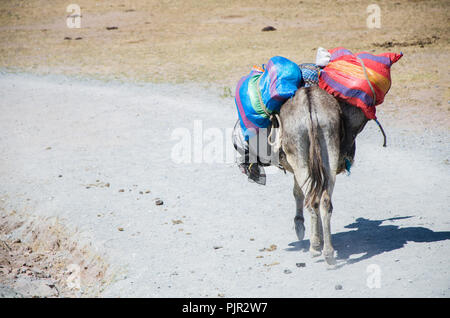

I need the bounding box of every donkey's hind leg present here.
[309,204,323,257]
[293,178,305,241]
[287,153,323,257]
[286,153,309,243]
[320,186,336,265]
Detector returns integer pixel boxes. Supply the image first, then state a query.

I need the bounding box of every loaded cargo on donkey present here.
[232,47,402,185]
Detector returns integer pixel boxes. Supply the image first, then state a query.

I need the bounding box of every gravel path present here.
[0,72,449,297]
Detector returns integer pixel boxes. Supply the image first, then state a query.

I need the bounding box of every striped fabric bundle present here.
[319,47,403,119]
[235,56,302,140]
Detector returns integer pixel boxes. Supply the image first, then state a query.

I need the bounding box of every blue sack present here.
[235,56,302,140]
[259,56,303,114]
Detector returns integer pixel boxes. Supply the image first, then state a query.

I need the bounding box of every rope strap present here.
[268,113,282,153]
[256,77,271,118]
[255,77,282,153]
[356,56,377,106]
[374,119,387,147]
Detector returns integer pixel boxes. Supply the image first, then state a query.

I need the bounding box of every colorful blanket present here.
[319,47,403,119]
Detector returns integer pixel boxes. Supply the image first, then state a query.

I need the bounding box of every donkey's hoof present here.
[324,251,336,265]
[309,247,322,258]
[295,223,305,241]
[325,256,337,266]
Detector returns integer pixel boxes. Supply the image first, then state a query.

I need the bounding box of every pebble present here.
[259,244,277,252]
[296,262,306,268]
[284,269,292,274]
[335,284,343,290]
[155,199,164,205]
[261,26,276,32]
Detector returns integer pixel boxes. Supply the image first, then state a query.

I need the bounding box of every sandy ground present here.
[0,72,449,297]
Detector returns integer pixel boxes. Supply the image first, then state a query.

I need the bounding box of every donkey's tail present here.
[304,93,329,209]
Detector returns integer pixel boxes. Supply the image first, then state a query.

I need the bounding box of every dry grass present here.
[0,0,449,128]
[0,197,115,297]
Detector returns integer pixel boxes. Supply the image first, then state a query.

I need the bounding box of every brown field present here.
[0,0,449,129]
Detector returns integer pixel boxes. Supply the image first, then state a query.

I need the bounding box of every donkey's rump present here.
[280,86,342,208]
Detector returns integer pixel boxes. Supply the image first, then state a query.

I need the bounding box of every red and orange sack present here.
[318,47,403,119]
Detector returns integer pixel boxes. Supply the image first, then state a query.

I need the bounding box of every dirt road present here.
[0,72,449,297]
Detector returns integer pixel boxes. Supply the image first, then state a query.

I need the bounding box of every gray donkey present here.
[278,85,368,265]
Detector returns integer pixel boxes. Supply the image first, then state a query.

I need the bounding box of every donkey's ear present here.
[338,101,368,169]
[338,101,368,134]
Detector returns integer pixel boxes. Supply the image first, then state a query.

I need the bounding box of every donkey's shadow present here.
[287,216,450,265]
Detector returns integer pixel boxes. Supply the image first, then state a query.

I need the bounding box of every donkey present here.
[278,85,368,265]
